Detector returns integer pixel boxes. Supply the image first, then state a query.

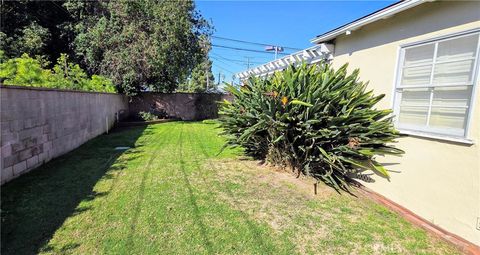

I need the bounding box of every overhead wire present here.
[211,44,292,56]
[210,53,264,65]
[210,56,242,68]
[212,35,303,51]
[212,63,235,75]
[209,35,302,77]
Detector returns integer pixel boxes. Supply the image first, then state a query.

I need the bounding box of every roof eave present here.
[310,0,428,44]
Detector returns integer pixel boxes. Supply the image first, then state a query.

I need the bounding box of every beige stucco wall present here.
[329,1,480,245]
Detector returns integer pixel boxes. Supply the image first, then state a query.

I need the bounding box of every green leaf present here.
[371,161,390,178]
[290,99,313,107]
[272,134,284,144]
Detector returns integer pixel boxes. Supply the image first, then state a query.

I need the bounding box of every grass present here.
[1,122,460,254]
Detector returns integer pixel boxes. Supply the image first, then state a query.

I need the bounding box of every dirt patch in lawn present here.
[201,158,461,255]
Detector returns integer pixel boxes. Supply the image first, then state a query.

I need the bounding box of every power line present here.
[211,51,275,59]
[211,56,237,66]
[211,53,264,65]
[210,56,256,76]
[211,56,241,69]
[212,36,303,51]
[211,55,250,68]
[212,63,235,74]
[211,53,274,61]
[211,54,265,72]
[212,44,292,56]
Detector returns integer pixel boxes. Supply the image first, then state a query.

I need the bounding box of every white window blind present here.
[394,32,480,138]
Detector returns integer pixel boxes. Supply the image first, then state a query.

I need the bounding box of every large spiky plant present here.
[219,62,403,191]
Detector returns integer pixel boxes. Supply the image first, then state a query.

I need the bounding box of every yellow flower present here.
[281,96,288,106]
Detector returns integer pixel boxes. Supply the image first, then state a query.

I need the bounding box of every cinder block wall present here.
[0,86,129,184]
[129,93,232,121]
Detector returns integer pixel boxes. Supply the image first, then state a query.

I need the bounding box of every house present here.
[236,0,480,248]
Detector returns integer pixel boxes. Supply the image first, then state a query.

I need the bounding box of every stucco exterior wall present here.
[0,86,129,185]
[329,1,480,245]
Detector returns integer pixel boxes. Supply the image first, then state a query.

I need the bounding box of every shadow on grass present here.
[1,126,147,255]
[124,127,170,252]
[177,125,214,254]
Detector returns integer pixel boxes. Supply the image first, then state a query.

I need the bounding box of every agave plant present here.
[219,62,404,191]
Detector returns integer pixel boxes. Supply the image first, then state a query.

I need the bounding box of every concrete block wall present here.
[0,86,128,184]
[129,93,232,121]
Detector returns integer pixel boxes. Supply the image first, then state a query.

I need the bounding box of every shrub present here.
[0,53,51,86]
[219,63,403,191]
[0,53,116,93]
[138,111,159,121]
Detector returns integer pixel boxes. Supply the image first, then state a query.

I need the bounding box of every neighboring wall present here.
[330,1,480,245]
[129,93,231,121]
[0,86,128,184]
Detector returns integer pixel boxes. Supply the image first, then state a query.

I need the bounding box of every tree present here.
[178,59,215,93]
[0,1,73,64]
[0,53,116,92]
[68,0,212,95]
[1,0,212,95]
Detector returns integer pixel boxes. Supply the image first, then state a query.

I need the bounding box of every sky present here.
[196,0,396,84]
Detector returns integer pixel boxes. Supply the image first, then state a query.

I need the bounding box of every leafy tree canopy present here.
[67,0,213,95]
[0,1,72,62]
[177,59,216,93]
[1,0,213,95]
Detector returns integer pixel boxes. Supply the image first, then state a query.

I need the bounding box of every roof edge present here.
[310,0,428,44]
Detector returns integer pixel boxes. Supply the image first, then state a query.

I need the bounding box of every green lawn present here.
[1,122,459,254]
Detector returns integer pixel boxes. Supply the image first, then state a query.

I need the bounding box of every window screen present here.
[394,32,480,138]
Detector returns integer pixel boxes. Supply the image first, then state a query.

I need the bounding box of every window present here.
[394,31,480,139]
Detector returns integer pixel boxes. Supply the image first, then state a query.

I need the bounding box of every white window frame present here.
[392,29,480,144]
